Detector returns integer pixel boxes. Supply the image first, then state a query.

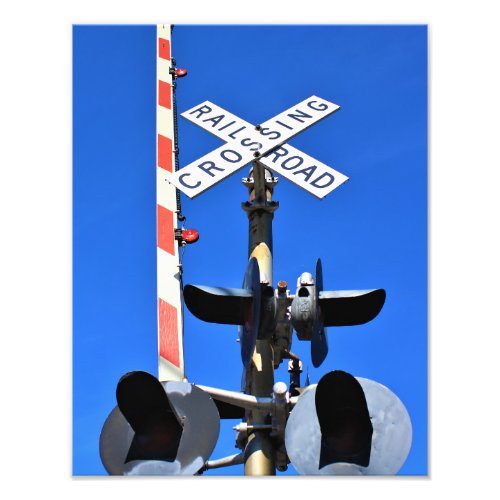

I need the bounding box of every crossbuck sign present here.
[167,96,349,199]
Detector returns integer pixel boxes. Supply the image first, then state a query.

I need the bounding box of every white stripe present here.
[158,106,174,138]
[159,356,184,382]
[157,24,170,39]
[158,58,172,85]
[157,169,178,212]
[157,248,182,307]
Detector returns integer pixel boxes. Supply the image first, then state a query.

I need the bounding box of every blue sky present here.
[73,24,427,476]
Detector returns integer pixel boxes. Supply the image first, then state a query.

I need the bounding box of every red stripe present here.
[157,134,173,172]
[157,205,175,256]
[159,38,171,60]
[158,298,180,368]
[158,81,172,109]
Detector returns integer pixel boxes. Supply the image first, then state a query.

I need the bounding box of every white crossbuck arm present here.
[167,96,349,199]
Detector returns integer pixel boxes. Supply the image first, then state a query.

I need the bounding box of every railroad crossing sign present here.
[166,96,349,199]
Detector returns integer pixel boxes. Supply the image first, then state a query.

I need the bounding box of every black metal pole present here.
[241,161,278,475]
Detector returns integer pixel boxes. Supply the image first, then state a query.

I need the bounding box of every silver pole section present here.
[195,383,298,412]
[203,453,244,471]
[195,384,274,412]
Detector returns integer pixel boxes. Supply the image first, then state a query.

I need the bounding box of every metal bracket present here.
[174,228,183,241]
[242,176,279,187]
[233,422,273,434]
[241,200,279,214]
[195,383,298,411]
[198,453,245,473]
[272,286,293,368]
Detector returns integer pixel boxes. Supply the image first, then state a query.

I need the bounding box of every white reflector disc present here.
[285,377,412,475]
[100,381,220,475]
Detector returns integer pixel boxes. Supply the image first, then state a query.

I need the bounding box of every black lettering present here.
[287,109,312,123]
[241,138,262,151]
[310,172,335,188]
[307,100,328,111]
[276,120,293,130]
[265,146,288,163]
[189,104,212,118]
[293,165,317,181]
[203,114,225,127]
[259,127,281,140]
[218,120,236,131]
[179,173,201,189]
[282,156,304,170]
[228,126,247,139]
[220,149,242,163]
[198,161,224,177]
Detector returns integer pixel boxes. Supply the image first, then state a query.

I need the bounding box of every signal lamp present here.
[315,370,372,468]
[116,371,183,463]
[182,228,199,244]
[175,68,188,77]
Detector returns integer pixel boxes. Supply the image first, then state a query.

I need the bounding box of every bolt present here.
[273,381,288,398]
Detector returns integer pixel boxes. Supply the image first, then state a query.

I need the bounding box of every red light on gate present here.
[175,68,188,78]
[181,228,199,244]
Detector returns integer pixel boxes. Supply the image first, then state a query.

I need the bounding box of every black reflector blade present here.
[311,329,328,368]
[319,289,386,326]
[238,258,261,366]
[116,371,182,463]
[183,285,253,325]
[315,371,373,468]
[213,399,245,419]
[311,258,328,368]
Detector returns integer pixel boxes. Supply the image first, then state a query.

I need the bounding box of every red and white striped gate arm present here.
[156,24,184,381]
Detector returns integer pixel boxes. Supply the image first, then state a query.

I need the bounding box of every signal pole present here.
[99,69,411,475]
[242,160,278,475]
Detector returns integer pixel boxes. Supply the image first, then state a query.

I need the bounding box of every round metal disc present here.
[285,377,412,475]
[100,381,220,475]
[100,406,134,475]
[238,257,261,366]
[311,258,328,367]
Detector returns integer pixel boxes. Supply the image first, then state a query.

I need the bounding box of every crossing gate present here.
[156,24,184,381]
